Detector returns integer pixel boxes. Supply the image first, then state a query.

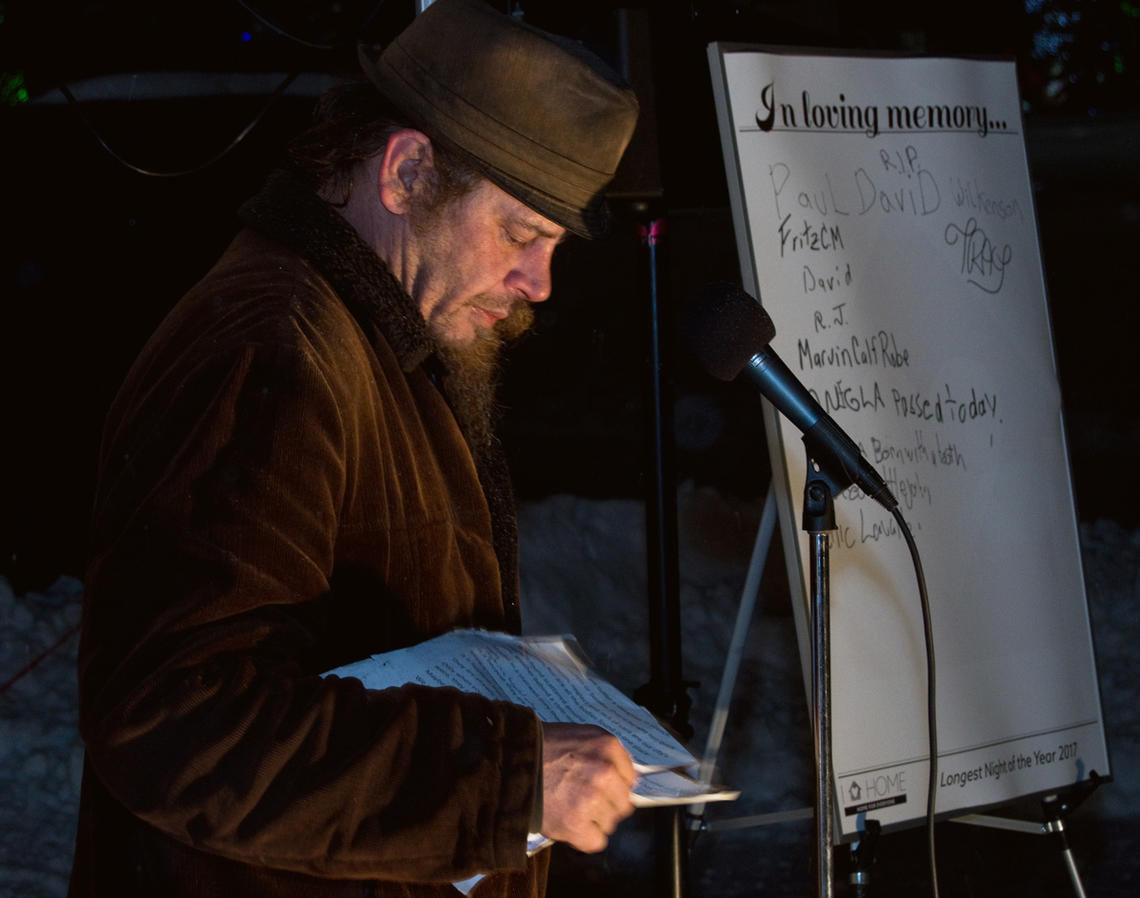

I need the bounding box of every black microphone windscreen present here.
[683,283,778,381]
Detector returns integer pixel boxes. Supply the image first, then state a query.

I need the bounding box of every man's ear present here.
[377,129,435,215]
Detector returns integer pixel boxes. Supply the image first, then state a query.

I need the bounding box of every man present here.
[68,1,641,895]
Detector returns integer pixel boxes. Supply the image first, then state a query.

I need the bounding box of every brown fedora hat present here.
[358,0,639,238]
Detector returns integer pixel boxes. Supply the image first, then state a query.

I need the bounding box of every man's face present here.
[406,177,566,348]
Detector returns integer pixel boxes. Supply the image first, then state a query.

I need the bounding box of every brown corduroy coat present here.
[68,173,548,898]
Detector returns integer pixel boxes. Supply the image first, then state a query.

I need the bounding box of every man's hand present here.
[540,722,637,853]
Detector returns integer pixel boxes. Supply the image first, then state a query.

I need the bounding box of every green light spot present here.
[1,71,28,105]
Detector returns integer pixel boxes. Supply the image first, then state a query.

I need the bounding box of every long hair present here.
[284,80,479,207]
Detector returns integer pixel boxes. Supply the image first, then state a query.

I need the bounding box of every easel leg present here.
[695,486,778,797]
[953,776,1103,898]
[1043,810,1089,898]
[847,820,881,898]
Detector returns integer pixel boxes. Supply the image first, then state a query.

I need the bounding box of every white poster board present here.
[707,45,1110,838]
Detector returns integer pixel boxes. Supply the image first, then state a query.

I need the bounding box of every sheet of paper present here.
[329,630,701,773]
[327,629,739,894]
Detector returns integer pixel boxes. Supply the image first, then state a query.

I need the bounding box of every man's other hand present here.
[540,722,637,853]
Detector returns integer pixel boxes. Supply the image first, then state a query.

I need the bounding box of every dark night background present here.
[3,0,1138,591]
[2,1,1138,895]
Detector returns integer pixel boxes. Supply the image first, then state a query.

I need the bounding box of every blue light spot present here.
[241,31,252,43]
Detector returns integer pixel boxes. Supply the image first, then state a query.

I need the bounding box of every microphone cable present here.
[48,0,398,178]
[892,505,940,898]
[56,72,298,179]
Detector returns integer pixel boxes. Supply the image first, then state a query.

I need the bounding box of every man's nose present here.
[507,246,554,303]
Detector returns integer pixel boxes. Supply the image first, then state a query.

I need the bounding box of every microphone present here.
[684,284,897,511]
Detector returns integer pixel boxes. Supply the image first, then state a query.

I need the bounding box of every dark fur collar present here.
[238,170,434,374]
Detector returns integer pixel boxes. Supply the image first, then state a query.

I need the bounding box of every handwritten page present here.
[708,47,1109,836]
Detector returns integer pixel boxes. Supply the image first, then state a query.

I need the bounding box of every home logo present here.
[842,768,908,817]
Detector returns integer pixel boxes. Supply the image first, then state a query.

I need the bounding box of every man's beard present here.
[434,300,535,455]
[405,175,537,454]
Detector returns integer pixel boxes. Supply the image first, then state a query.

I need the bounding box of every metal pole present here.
[812,530,834,898]
[804,479,836,898]
[639,214,689,898]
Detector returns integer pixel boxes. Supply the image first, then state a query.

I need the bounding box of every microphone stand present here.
[803,468,837,898]
[635,212,693,898]
[790,402,898,898]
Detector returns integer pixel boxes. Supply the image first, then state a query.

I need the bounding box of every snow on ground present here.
[1,574,84,897]
[2,486,1137,896]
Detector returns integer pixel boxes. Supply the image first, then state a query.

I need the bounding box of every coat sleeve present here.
[77,289,541,884]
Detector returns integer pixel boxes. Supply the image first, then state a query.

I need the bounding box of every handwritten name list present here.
[758,137,1023,544]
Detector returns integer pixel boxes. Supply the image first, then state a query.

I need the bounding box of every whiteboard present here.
[707,45,1110,838]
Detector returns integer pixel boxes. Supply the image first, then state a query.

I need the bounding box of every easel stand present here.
[951,775,1103,898]
[846,819,880,898]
